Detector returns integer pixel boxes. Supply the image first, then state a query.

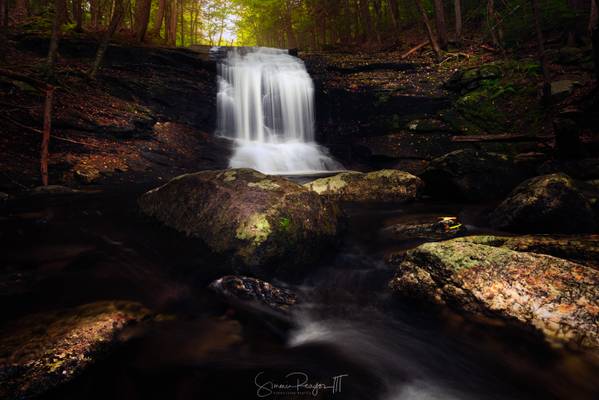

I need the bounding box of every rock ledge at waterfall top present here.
[139,169,341,270]
[389,240,599,350]
[303,169,423,203]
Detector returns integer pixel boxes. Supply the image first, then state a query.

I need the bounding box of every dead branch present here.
[400,41,428,59]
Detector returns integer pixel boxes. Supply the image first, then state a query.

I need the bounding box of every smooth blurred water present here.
[216,47,342,174]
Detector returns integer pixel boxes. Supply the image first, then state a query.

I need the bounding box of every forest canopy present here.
[1,0,596,50]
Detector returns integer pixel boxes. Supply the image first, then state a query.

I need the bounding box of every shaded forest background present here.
[0,0,597,51]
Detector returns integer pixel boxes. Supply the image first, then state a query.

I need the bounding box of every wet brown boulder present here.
[420,149,533,202]
[139,169,341,269]
[389,241,599,349]
[303,169,423,203]
[489,173,597,233]
[0,301,149,399]
[210,275,297,316]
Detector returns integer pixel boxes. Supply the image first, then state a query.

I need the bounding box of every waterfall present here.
[216,47,342,175]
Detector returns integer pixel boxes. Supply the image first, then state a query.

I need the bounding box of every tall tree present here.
[166,0,177,45]
[152,0,166,38]
[89,0,124,78]
[592,0,599,79]
[530,0,551,102]
[0,0,8,28]
[72,0,83,31]
[487,0,501,48]
[134,0,152,41]
[433,0,447,49]
[46,0,63,76]
[454,0,462,45]
[90,0,101,29]
[414,0,441,59]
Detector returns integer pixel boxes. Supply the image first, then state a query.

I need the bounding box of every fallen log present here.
[400,41,429,59]
[451,134,553,142]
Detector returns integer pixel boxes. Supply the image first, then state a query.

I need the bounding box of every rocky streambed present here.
[1,166,599,400]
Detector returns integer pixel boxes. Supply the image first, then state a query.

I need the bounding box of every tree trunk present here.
[0,0,9,28]
[531,0,551,102]
[90,0,100,29]
[46,0,62,75]
[55,0,68,25]
[89,0,123,79]
[285,0,297,48]
[592,0,599,80]
[487,0,501,48]
[41,86,54,186]
[433,0,447,49]
[359,0,373,42]
[455,0,462,44]
[166,0,177,45]
[388,0,401,36]
[589,0,598,33]
[414,0,441,60]
[134,0,151,42]
[179,0,185,46]
[72,0,82,31]
[152,0,166,38]
[12,0,29,23]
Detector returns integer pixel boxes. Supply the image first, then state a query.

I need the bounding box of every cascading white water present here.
[216,47,342,174]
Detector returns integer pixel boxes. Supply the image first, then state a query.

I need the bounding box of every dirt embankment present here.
[0,34,229,191]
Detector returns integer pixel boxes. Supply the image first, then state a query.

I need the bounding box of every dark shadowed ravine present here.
[2,186,598,400]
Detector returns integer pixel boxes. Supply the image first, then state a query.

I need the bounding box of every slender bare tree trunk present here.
[487,0,501,48]
[0,0,9,28]
[89,0,123,78]
[415,0,441,60]
[592,0,599,79]
[590,0,598,33]
[41,85,54,186]
[531,0,551,102]
[134,0,151,41]
[433,0,447,49]
[72,0,82,31]
[152,0,166,38]
[179,0,185,46]
[455,0,462,44]
[165,0,177,45]
[359,0,373,42]
[46,0,62,75]
[55,0,68,25]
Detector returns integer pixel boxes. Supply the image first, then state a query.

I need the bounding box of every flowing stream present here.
[216,47,342,174]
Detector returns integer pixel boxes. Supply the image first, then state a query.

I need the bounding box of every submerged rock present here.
[420,149,533,202]
[453,235,599,269]
[0,301,149,399]
[385,216,467,241]
[139,168,341,269]
[389,241,599,349]
[303,169,423,203]
[210,275,297,315]
[489,173,597,233]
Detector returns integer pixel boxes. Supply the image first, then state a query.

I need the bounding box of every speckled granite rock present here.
[389,241,599,349]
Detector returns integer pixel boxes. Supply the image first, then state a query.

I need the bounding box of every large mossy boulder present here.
[0,301,149,399]
[489,173,597,233]
[139,169,341,269]
[420,149,533,202]
[303,169,423,203]
[453,235,599,269]
[389,241,599,349]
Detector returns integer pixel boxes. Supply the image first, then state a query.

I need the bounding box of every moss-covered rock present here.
[489,173,597,233]
[389,241,599,349]
[420,149,534,202]
[0,301,149,399]
[453,235,599,269]
[139,169,341,269]
[303,169,423,203]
